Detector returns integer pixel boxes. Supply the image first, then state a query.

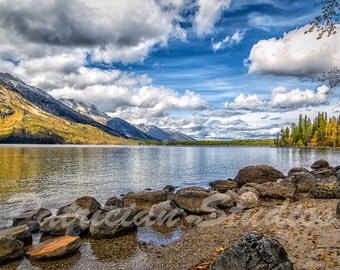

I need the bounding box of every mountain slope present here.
[106,118,154,140]
[136,124,195,141]
[60,98,110,124]
[0,85,133,144]
[0,73,124,137]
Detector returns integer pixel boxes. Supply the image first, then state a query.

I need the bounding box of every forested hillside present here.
[276,112,340,147]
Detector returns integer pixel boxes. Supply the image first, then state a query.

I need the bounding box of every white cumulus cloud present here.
[224,93,264,110]
[247,24,340,77]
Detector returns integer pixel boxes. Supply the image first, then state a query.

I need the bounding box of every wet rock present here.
[288,167,309,177]
[337,201,340,219]
[311,159,329,170]
[12,208,52,226]
[103,196,123,211]
[26,235,81,260]
[40,214,90,236]
[163,185,176,193]
[236,192,260,209]
[17,220,40,233]
[174,187,211,214]
[312,167,336,179]
[211,231,293,270]
[65,224,82,236]
[289,172,317,193]
[122,190,169,211]
[209,180,236,193]
[57,196,101,218]
[0,237,24,264]
[234,165,285,187]
[310,176,340,199]
[148,200,181,218]
[246,179,298,200]
[89,208,137,239]
[0,225,32,245]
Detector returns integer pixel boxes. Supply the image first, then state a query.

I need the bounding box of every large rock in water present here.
[26,236,81,260]
[211,231,293,270]
[0,225,32,245]
[246,180,297,200]
[234,165,285,187]
[122,190,169,211]
[309,176,340,199]
[12,208,52,226]
[209,180,236,193]
[174,187,211,214]
[40,214,90,236]
[89,208,137,239]
[0,237,25,264]
[311,159,329,170]
[57,196,101,218]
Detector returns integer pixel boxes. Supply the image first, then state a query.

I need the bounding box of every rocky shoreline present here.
[1,160,339,269]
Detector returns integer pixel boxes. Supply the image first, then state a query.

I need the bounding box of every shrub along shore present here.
[1,160,339,269]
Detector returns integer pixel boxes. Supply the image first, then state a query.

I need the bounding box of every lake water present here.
[1,145,340,227]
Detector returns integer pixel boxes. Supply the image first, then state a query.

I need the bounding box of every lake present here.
[1,145,340,227]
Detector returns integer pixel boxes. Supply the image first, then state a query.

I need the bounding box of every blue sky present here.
[0,0,339,139]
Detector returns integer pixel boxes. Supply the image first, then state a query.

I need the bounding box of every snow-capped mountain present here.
[60,98,110,124]
[136,124,195,142]
[106,118,154,140]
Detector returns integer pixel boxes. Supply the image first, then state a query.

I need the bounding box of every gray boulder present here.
[40,214,90,236]
[312,167,336,180]
[174,187,211,214]
[310,176,340,199]
[209,180,236,193]
[234,165,284,187]
[0,237,25,264]
[65,224,82,236]
[211,231,293,270]
[246,180,297,200]
[236,192,260,209]
[89,208,137,239]
[12,208,52,226]
[103,196,123,211]
[311,159,329,170]
[148,200,181,218]
[57,196,101,218]
[122,190,169,211]
[287,167,309,177]
[0,225,32,245]
[289,172,317,193]
[17,220,40,233]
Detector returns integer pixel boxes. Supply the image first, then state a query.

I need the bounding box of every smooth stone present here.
[174,186,211,214]
[40,214,90,236]
[17,221,40,233]
[184,215,202,225]
[311,159,329,170]
[26,235,81,260]
[236,191,260,209]
[208,193,235,209]
[0,237,25,264]
[234,165,285,187]
[57,196,101,218]
[209,180,237,193]
[89,208,137,239]
[12,208,52,226]
[211,231,293,270]
[0,225,32,245]
[122,190,169,211]
[238,186,260,196]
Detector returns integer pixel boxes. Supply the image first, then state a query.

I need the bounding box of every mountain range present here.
[0,73,194,144]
